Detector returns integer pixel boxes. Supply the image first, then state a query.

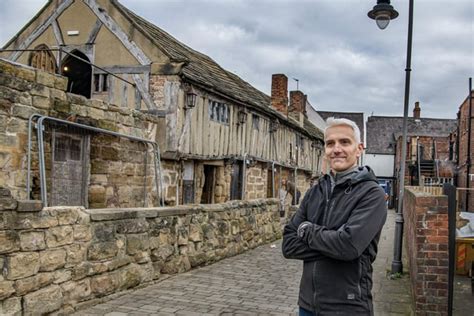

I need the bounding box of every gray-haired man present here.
[282,118,387,315]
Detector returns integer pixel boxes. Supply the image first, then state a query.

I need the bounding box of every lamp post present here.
[368,0,414,274]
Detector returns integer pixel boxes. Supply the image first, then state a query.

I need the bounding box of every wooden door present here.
[230,162,243,200]
[201,165,216,204]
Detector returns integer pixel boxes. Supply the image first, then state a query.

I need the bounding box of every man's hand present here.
[297,221,312,240]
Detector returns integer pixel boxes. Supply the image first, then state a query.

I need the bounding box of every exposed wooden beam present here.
[94,65,150,74]
[9,0,74,61]
[51,20,64,46]
[132,74,157,110]
[83,0,151,65]
[87,19,103,44]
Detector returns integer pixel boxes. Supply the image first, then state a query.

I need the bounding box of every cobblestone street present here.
[76,210,414,315]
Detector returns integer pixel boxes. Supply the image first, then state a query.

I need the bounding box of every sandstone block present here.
[126,233,150,255]
[231,220,240,235]
[151,244,175,262]
[50,88,67,100]
[40,249,67,272]
[22,285,63,315]
[32,95,50,109]
[45,207,79,225]
[117,219,149,234]
[53,269,72,284]
[65,243,87,266]
[177,227,189,245]
[73,225,92,241]
[117,264,142,290]
[54,76,68,91]
[14,272,54,296]
[16,200,43,212]
[188,224,203,242]
[30,83,50,97]
[88,185,106,204]
[0,296,21,315]
[53,98,71,113]
[92,223,115,241]
[45,226,74,247]
[90,273,119,297]
[14,211,58,229]
[0,280,15,300]
[36,71,56,88]
[0,197,17,211]
[19,231,45,251]
[0,231,19,254]
[5,252,40,280]
[88,241,118,261]
[60,279,91,303]
[104,256,132,271]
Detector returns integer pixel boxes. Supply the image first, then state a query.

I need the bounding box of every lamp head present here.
[368,0,399,30]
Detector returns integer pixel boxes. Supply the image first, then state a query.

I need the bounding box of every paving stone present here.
[73,210,413,315]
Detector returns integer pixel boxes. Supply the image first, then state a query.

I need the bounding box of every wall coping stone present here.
[89,198,279,221]
[16,200,43,212]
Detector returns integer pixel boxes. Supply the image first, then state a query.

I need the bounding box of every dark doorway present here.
[61,50,92,98]
[201,165,216,204]
[230,162,243,200]
[182,161,195,204]
[267,165,274,198]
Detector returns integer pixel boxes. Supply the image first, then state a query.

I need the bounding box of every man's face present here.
[324,125,363,173]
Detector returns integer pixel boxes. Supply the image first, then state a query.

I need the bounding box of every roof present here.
[113,1,323,139]
[366,116,457,154]
[317,111,365,142]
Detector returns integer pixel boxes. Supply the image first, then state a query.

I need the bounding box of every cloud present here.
[0,0,472,119]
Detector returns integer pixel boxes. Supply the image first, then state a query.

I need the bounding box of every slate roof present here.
[366,116,457,154]
[317,111,365,143]
[113,1,323,139]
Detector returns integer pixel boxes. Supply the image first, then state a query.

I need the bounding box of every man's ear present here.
[356,143,364,157]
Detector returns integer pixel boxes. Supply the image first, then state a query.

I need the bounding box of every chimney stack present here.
[289,90,307,126]
[413,101,421,119]
[271,74,288,116]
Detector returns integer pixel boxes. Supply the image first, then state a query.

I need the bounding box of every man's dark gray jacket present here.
[282,166,387,315]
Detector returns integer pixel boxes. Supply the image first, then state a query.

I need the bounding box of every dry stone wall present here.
[0,189,281,315]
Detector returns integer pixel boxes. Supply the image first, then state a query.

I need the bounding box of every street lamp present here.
[368,0,399,30]
[368,0,414,275]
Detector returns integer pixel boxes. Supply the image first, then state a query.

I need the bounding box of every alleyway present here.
[75,210,414,315]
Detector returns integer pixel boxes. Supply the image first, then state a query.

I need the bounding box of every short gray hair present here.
[324,117,362,144]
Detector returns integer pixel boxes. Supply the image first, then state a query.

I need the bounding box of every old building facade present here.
[1,0,324,208]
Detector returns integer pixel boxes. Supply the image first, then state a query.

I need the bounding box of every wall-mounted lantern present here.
[186,91,197,108]
[238,110,248,124]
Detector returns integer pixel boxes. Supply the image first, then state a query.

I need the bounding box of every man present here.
[282,118,387,315]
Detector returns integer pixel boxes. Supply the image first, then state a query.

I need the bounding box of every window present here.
[94,74,108,92]
[208,100,229,124]
[252,114,260,130]
[296,135,305,152]
[29,44,57,73]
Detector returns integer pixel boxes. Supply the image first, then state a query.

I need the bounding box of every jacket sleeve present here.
[282,188,323,261]
[302,184,387,261]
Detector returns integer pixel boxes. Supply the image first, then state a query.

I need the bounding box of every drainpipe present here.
[466,78,472,211]
[242,153,247,200]
[272,161,276,198]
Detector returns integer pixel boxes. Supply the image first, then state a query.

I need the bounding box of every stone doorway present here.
[201,165,216,204]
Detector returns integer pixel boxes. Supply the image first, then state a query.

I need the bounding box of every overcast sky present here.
[0,0,472,119]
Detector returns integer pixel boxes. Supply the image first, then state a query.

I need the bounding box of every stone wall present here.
[404,186,449,315]
[0,58,178,208]
[245,163,268,200]
[0,189,281,315]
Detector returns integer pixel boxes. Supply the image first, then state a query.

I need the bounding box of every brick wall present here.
[404,186,449,315]
[0,189,281,315]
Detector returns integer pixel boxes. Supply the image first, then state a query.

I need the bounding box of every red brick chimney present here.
[289,90,307,115]
[289,90,307,126]
[271,74,288,116]
[413,101,421,119]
